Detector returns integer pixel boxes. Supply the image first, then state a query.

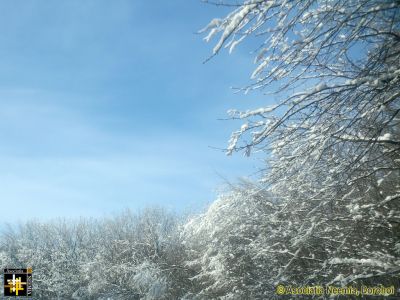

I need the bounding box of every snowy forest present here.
[1,0,399,299]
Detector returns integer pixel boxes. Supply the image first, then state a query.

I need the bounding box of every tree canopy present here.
[195,0,400,296]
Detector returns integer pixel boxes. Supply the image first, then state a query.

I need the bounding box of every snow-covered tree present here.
[183,182,283,299]
[198,0,400,295]
[0,208,190,299]
[201,0,400,190]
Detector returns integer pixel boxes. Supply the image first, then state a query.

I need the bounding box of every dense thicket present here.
[0,209,192,299]
[195,0,400,297]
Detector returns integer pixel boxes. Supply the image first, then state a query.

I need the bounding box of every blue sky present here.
[0,0,266,223]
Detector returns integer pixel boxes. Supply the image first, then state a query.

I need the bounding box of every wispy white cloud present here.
[0,0,264,223]
[0,88,255,222]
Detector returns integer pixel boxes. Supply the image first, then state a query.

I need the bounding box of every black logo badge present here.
[3,268,32,297]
